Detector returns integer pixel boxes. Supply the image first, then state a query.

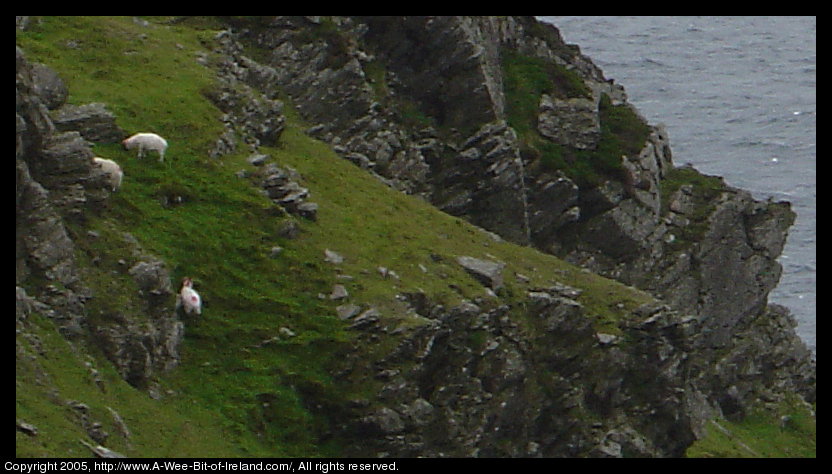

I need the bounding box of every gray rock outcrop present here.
[16,16,814,458]
[51,103,124,143]
[336,291,700,457]
[215,16,813,456]
[456,256,506,291]
[538,94,600,149]
[16,47,183,389]
[434,121,530,244]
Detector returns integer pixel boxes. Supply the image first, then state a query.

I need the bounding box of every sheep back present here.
[92,156,123,191]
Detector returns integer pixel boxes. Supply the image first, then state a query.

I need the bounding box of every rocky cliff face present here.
[16,46,183,391]
[332,289,702,457]
[16,16,814,458]
[217,16,814,455]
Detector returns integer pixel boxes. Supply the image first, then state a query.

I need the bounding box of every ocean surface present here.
[540,16,816,352]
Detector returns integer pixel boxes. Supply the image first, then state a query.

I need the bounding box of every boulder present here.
[456,256,505,291]
[51,103,124,143]
[128,259,174,312]
[361,407,405,435]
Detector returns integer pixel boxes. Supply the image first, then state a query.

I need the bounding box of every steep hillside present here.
[16,16,814,458]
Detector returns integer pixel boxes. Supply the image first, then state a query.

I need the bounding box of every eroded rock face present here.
[216,17,813,456]
[456,256,506,291]
[16,47,183,388]
[17,17,814,456]
[433,121,530,244]
[30,61,68,110]
[17,47,86,335]
[336,292,699,458]
[50,103,124,143]
[538,94,600,150]
[359,16,505,130]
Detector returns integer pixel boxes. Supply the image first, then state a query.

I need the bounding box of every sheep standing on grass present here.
[92,157,123,192]
[122,132,168,162]
[176,277,202,316]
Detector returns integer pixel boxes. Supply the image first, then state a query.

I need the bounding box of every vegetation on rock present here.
[16,16,814,458]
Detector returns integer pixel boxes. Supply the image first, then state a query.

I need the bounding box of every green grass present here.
[659,166,727,251]
[686,398,816,458]
[17,16,812,458]
[17,16,654,457]
[501,48,650,189]
[17,311,244,458]
[17,16,347,457]
[502,48,592,138]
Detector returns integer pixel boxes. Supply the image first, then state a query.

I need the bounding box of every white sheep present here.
[92,157,123,192]
[122,132,168,162]
[176,277,202,316]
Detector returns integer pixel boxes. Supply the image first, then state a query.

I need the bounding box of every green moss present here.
[502,48,592,137]
[659,167,728,251]
[17,16,348,457]
[502,45,650,190]
[16,311,246,457]
[18,16,808,458]
[660,167,726,214]
[686,397,816,458]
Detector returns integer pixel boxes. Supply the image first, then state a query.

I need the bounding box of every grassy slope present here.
[15,16,813,458]
[685,398,816,458]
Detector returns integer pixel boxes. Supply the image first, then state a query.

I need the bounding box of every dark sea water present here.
[540,16,816,352]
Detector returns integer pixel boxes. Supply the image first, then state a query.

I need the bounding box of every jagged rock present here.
[350,308,381,330]
[669,184,697,214]
[581,199,662,260]
[128,259,174,312]
[51,103,124,143]
[336,303,362,320]
[339,294,699,457]
[295,201,318,221]
[210,128,237,158]
[527,172,580,248]
[34,131,94,187]
[276,220,300,239]
[435,121,530,244]
[621,124,673,214]
[456,256,506,291]
[257,163,318,220]
[361,407,405,435]
[30,62,68,110]
[361,16,504,130]
[207,44,286,150]
[16,17,815,459]
[248,153,269,166]
[79,439,126,459]
[17,48,56,161]
[206,32,287,159]
[538,94,600,150]
[330,284,349,300]
[16,420,38,436]
[17,165,80,287]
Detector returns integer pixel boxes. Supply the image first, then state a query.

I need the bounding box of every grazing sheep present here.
[176,277,202,316]
[92,157,123,192]
[122,132,168,162]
